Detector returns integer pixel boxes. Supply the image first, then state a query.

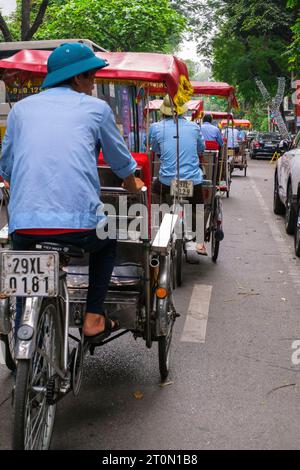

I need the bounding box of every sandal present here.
[196,244,208,256]
[84,316,120,344]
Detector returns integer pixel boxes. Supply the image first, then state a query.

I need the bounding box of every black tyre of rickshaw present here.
[175,238,182,287]
[294,205,300,257]
[0,297,17,371]
[211,229,220,262]
[158,306,175,381]
[13,300,60,450]
[244,164,247,177]
[0,333,16,371]
[158,257,175,381]
[273,173,285,215]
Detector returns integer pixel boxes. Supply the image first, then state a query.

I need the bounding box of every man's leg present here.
[192,185,207,256]
[12,231,117,338]
[82,235,117,337]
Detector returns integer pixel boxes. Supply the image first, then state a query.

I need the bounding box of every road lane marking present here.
[180,284,212,343]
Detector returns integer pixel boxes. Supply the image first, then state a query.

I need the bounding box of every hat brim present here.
[41,56,108,89]
[160,102,188,116]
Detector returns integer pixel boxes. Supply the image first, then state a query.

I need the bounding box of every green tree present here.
[287,0,300,70]
[187,1,298,105]
[0,0,50,41]
[33,0,185,53]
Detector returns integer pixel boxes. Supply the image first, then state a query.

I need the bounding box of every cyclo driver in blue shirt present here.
[0,43,144,343]
[149,95,207,256]
[200,113,224,148]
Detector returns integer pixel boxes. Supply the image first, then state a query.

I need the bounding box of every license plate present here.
[170,179,194,198]
[227,149,235,156]
[0,251,59,297]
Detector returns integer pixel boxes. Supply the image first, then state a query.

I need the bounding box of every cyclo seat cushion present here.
[34,241,85,258]
[205,141,220,151]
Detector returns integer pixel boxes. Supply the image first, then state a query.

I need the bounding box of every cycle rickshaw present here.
[0,49,193,449]
[191,81,239,198]
[144,98,224,285]
[221,118,251,177]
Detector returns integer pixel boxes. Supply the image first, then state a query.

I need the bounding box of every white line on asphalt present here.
[180,284,212,343]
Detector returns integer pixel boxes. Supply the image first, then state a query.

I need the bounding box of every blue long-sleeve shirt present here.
[200,122,224,147]
[0,86,137,234]
[149,117,205,186]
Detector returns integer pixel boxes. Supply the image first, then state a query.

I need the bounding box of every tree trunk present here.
[25,0,50,40]
[21,0,31,40]
[0,14,13,42]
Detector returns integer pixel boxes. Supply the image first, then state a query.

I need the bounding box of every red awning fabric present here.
[95,52,193,104]
[191,81,239,109]
[0,50,193,104]
[0,49,48,75]
[204,111,233,120]
[146,98,203,112]
[220,119,251,128]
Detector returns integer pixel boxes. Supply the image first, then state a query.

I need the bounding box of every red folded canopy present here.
[191,81,239,109]
[220,119,251,128]
[95,52,191,100]
[204,111,233,120]
[146,99,203,112]
[0,49,192,103]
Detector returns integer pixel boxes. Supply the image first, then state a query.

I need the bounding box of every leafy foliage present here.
[287,0,300,70]
[34,0,185,53]
[188,1,299,106]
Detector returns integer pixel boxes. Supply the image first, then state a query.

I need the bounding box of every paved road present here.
[1,159,300,450]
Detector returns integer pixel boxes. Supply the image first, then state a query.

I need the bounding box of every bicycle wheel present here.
[211,197,222,262]
[175,238,182,287]
[211,230,220,262]
[13,300,61,450]
[158,258,176,381]
[0,297,17,371]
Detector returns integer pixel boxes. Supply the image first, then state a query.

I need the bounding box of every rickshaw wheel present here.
[0,297,17,371]
[13,300,60,450]
[175,239,182,287]
[0,333,16,371]
[211,230,220,262]
[158,260,176,381]
[158,310,175,381]
[244,165,247,177]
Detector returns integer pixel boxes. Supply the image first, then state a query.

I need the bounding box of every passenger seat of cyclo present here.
[98,151,151,205]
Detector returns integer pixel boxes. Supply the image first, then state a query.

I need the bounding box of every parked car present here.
[250,132,281,159]
[273,131,300,242]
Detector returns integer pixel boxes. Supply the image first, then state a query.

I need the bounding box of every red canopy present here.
[146,98,203,112]
[191,81,239,109]
[220,119,251,128]
[204,111,233,120]
[0,49,193,106]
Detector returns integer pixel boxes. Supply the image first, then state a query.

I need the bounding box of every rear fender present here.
[154,255,170,337]
[15,297,43,360]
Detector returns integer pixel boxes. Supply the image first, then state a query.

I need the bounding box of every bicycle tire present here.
[12,300,60,450]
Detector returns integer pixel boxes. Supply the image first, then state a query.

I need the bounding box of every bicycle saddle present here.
[33,242,85,258]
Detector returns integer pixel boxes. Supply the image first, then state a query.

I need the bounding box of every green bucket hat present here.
[41,42,108,89]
